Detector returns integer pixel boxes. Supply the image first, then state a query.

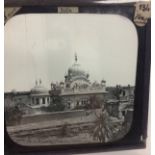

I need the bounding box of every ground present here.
[6,109,130,146]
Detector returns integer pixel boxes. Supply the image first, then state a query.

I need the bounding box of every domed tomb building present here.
[29,80,50,108]
[51,54,107,109]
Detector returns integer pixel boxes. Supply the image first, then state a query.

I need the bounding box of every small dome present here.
[68,63,89,78]
[31,80,49,95]
[31,86,48,94]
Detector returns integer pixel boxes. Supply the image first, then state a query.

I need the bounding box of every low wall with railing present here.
[20,110,96,125]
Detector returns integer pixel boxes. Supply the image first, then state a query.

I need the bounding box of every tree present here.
[41,94,65,112]
[92,107,122,143]
[112,85,123,100]
[84,95,101,109]
[51,94,65,111]
[5,104,23,126]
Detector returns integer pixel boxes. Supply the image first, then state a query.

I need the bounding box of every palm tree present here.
[92,107,122,143]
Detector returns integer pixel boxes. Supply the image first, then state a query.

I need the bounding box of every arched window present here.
[42,98,45,104]
[36,98,39,105]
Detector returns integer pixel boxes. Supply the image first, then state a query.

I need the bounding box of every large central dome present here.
[67,54,89,79]
[68,63,86,76]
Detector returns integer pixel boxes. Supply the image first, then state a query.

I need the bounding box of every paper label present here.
[58,7,79,13]
[134,2,151,27]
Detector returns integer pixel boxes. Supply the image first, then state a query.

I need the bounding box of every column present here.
[45,97,48,105]
[39,98,42,105]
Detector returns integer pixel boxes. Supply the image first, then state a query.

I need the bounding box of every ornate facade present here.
[25,54,107,109]
[51,54,107,109]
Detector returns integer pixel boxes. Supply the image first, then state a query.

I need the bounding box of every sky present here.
[4,14,138,92]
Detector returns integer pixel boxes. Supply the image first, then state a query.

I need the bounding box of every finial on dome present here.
[39,79,42,85]
[35,80,38,86]
[75,52,78,63]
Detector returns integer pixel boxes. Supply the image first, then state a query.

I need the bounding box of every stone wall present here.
[20,110,96,125]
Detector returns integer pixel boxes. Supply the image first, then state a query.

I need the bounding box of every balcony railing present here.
[61,87,106,96]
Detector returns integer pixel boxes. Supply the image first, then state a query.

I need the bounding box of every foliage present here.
[92,107,122,143]
[52,95,65,111]
[84,95,101,109]
[74,105,84,110]
[41,95,65,112]
[5,104,23,126]
[112,85,123,100]
[59,123,69,137]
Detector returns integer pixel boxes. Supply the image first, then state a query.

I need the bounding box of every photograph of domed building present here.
[5,53,135,146]
[5,14,137,146]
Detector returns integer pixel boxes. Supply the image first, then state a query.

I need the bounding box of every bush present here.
[5,105,23,126]
[59,123,69,137]
[92,107,122,143]
[41,95,65,112]
[84,95,101,109]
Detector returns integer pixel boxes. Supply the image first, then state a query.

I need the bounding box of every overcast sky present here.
[5,14,138,92]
